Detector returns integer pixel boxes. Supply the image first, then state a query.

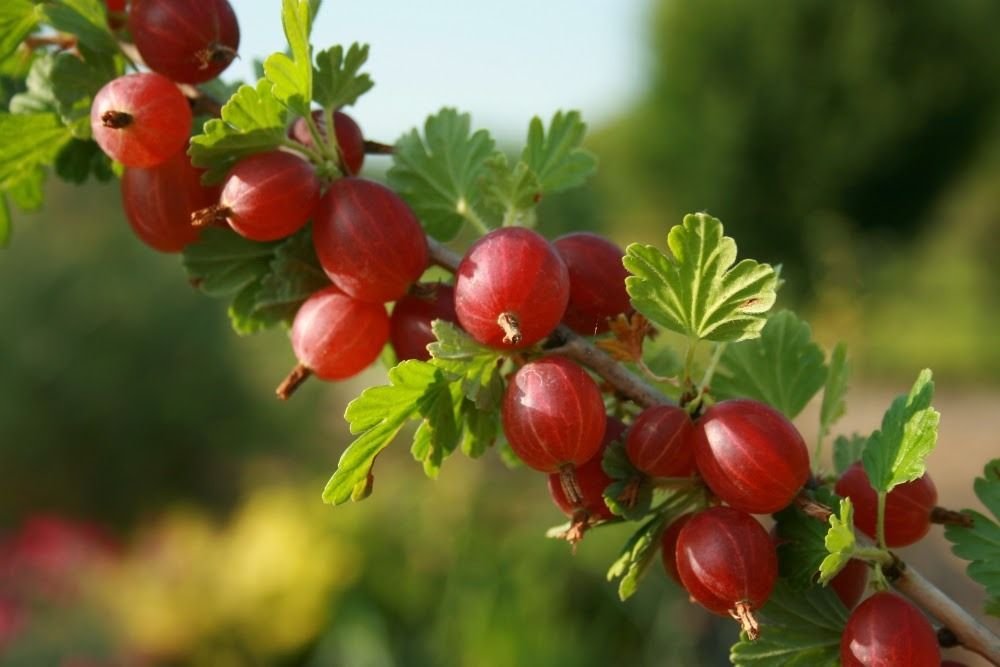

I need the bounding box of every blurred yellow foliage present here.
[93,486,361,664]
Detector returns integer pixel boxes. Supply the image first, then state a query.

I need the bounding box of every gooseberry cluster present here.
[20,1,992,664]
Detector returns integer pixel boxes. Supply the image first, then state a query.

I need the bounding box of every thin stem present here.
[280,138,326,165]
[876,490,888,549]
[682,338,699,387]
[304,108,336,164]
[690,342,725,408]
[458,199,491,235]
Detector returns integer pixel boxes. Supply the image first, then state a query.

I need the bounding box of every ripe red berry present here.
[121,150,219,252]
[313,178,429,303]
[840,592,940,666]
[691,399,810,514]
[553,232,631,335]
[829,558,869,610]
[129,0,240,84]
[547,417,625,520]
[675,506,777,639]
[834,462,938,548]
[289,110,365,175]
[289,285,389,382]
[193,150,321,242]
[90,72,192,168]
[389,283,458,362]
[660,512,694,584]
[455,227,569,349]
[625,404,696,478]
[501,356,606,472]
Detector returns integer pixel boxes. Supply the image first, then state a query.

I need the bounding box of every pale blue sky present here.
[228,1,650,142]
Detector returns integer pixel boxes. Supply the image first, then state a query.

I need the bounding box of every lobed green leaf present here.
[0,112,72,190]
[521,110,596,195]
[312,43,374,110]
[773,505,831,591]
[944,459,1000,616]
[818,498,856,584]
[188,80,287,183]
[459,399,498,458]
[606,513,668,601]
[427,320,504,411]
[264,0,313,116]
[388,108,496,241]
[730,580,847,666]
[324,361,445,505]
[624,213,778,343]
[861,369,938,494]
[712,310,828,418]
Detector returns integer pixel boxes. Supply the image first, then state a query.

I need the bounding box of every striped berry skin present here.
[121,151,219,252]
[840,592,940,667]
[547,417,626,521]
[660,512,694,584]
[290,285,389,381]
[553,232,632,335]
[90,73,192,168]
[313,178,429,304]
[215,151,321,242]
[501,356,606,473]
[129,0,240,84]
[675,507,777,617]
[455,227,570,349]
[626,404,696,478]
[692,399,809,514]
[835,462,937,548]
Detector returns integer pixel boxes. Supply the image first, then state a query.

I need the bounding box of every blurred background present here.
[2,0,1000,664]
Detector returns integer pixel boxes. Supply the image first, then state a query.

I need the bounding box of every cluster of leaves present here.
[0,0,127,246]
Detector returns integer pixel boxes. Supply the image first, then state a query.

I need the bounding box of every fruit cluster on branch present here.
[3,1,999,664]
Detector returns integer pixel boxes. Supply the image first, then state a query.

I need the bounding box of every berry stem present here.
[280,138,327,166]
[557,463,584,507]
[497,311,523,345]
[876,490,888,549]
[275,363,313,400]
[929,506,974,527]
[363,140,395,155]
[101,110,133,129]
[730,601,761,641]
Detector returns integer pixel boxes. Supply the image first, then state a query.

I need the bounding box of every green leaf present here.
[819,343,849,444]
[774,505,831,591]
[189,80,287,183]
[55,138,113,184]
[312,43,374,110]
[482,152,540,227]
[459,399,498,458]
[832,434,867,476]
[0,112,72,190]
[184,226,328,335]
[606,513,668,601]
[322,361,446,505]
[944,459,1000,616]
[521,110,596,194]
[42,0,117,54]
[427,320,504,410]
[182,227,277,297]
[388,108,496,241]
[861,369,939,493]
[410,379,463,478]
[7,50,113,132]
[818,498,856,584]
[601,441,652,520]
[712,310,827,418]
[730,580,847,666]
[0,1,42,63]
[624,213,778,343]
[263,0,312,116]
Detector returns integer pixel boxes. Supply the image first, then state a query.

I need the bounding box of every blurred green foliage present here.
[589,0,1000,294]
